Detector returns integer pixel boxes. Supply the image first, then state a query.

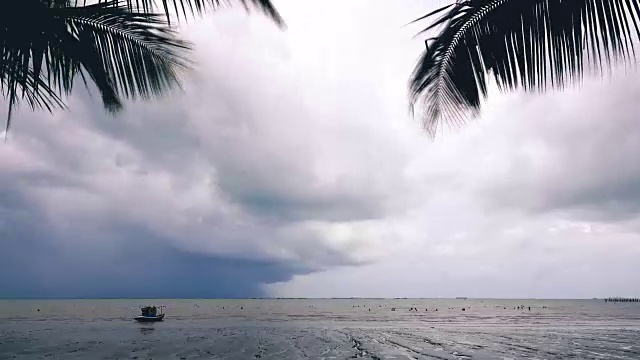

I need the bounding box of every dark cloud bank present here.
[0,187,309,298]
[0,38,384,298]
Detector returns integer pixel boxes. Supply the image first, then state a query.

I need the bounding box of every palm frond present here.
[59,2,191,109]
[2,0,284,134]
[410,0,640,136]
[1,0,190,128]
[1,65,66,133]
[93,0,285,27]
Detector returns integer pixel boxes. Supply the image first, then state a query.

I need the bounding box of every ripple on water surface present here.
[1,299,639,359]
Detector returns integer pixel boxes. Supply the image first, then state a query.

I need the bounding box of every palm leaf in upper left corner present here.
[1,0,192,131]
[57,1,192,110]
[95,0,285,27]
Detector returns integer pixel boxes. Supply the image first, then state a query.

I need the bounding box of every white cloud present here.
[3,0,640,297]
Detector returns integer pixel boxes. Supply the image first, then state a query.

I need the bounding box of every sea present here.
[1,299,639,359]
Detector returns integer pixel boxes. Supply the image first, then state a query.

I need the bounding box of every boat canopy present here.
[140,305,165,317]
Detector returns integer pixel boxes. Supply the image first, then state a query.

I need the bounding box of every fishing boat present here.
[134,306,165,322]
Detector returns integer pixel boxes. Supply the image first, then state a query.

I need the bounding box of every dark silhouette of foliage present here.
[0,0,283,133]
[410,0,640,136]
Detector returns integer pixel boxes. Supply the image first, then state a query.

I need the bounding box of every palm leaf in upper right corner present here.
[410,0,640,136]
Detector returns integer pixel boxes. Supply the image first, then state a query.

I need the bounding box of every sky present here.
[2,0,640,298]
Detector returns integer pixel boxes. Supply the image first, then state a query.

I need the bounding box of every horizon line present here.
[0,296,616,300]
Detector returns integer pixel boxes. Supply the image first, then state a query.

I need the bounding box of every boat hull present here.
[134,314,165,322]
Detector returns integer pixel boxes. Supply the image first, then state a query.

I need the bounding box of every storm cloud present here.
[478,73,640,222]
[2,0,640,298]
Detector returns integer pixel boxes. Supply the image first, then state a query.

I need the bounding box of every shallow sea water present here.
[1,299,639,359]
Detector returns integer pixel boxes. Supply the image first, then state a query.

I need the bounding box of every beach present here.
[1,299,639,359]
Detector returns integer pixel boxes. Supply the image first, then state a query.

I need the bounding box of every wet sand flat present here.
[1,299,639,359]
